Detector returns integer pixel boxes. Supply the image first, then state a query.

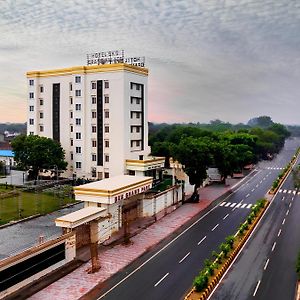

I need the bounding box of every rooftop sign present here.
[87,50,145,67]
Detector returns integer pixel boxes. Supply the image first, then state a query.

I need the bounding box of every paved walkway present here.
[29,180,237,300]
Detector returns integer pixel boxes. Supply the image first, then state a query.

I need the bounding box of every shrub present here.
[194,272,209,292]
[219,243,231,257]
[225,235,235,249]
[296,251,300,279]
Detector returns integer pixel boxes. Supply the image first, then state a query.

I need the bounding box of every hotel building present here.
[27,63,164,179]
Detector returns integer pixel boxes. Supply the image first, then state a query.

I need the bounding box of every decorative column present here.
[89,220,100,273]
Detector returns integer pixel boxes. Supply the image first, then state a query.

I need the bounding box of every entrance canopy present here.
[55,206,106,229]
[74,175,153,204]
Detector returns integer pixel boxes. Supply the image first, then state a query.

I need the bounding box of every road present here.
[87,138,300,300]
[210,144,300,300]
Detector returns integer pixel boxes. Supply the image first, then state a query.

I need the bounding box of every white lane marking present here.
[241,204,247,208]
[246,204,252,209]
[298,192,300,195]
[179,252,190,264]
[212,224,219,231]
[230,203,236,207]
[263,177,266,180]
[289,202,292,208]
[278,229,282,237]
[264,259,270,270]
[236,203,242,208]
[288,190,292,194]
[282,218,286,225]
[225,202,231,207]
[240,199,244,203]
[283,190,287,193]
[271,242,276,252]
[246,193,250,198]
[223,214,229,220]
[154,272,169,287]
[286,210,289,216]
[198,236,207,245]
[260,180,263,184]
[220,202,226,206]
[281,196,285,201]
[293,191,296,195]
[253,280,261,297]
[256,184,259,188]
[292,196,294,202]
[279,189,282,193]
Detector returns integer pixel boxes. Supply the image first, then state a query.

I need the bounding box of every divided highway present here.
[210,141,300,300]
[90,138,299,300]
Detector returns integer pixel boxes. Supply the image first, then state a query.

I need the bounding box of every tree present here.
[172,136,213,198]
[11,135,67,180]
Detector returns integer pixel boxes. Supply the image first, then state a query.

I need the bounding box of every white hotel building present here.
[26,63,164,180]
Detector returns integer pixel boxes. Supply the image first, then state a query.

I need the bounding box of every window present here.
[136,126,140,133]
[105,140,109,148]
[75,76,81,83]
[40,112,43,119]
[75,104,81,111]
[104,172,109,178]
[92,154,97,161]
[104,96,109,103]
[70,152,73,160]
[40,99,43,105]
[69,83,73,91]
[136,85,140,90]
[130,140,134,147]
[92,111,97,118]
[29,92,34,99]
[92,140,97,147]
[29,118,34,125]
[91,82,96,89]
[40,85,44,93]
[136,140,140,147]
[105,155,109,162]
[70,97,73,105]
[75,118,81,125]
[29,106,34,112]
[136,99,140,104]
[70,125,73,132]
[105,110,109,118]
[76,147,81,154]
[70,111,73,118]
[29,79,34,86]
[105,126,109,133]
[75,90,81,97]
[70,139,73,146]
[76,161,82,169]
[92,96,96,104]
[104,81,109,89]
[40,126,44,132]
[29,131,34,135]
[76,132,81,139]
[136,112,140,119]
[92,125,97,133]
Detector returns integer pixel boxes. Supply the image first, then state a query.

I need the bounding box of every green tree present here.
[172,136,213,198]
[11,135,67,180]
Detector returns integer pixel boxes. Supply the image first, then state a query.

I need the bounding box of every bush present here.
[296,251,300,279]
[219,243,231,257]
[225,235,235,249]
[194,272,209,292]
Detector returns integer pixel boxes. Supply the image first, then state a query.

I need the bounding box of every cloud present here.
[0,0,300,124]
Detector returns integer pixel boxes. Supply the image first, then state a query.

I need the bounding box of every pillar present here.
[89,220,100,273]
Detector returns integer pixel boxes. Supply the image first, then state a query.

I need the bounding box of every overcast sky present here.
[0,0,300,125]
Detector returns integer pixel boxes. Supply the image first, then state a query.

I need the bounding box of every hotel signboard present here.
[87,49,145,67]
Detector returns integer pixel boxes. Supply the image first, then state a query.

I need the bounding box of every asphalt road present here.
[210,142,300,300]
[88,138,300,300]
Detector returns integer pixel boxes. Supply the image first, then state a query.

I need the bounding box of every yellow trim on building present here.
[126,157,165,165]
[26,63,148,78]
[74,178,153,196]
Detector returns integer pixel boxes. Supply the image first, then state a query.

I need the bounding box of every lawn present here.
[0,187,76,225]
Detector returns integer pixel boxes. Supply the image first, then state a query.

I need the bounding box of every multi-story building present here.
[27,63,164,179]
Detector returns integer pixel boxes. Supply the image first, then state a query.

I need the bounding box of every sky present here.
[0,0,300,125]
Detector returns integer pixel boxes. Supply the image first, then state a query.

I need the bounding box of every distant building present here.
[27,62,164,180]
[0,150,15,167]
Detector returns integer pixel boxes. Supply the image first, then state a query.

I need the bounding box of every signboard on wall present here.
[87,50,145,67]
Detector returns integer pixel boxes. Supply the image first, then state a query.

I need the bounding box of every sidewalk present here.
[28,179,240,300]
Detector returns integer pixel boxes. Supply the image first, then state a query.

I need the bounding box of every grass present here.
[0,187,76,225]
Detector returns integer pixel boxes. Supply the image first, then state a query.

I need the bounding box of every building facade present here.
[26,63,158,179]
